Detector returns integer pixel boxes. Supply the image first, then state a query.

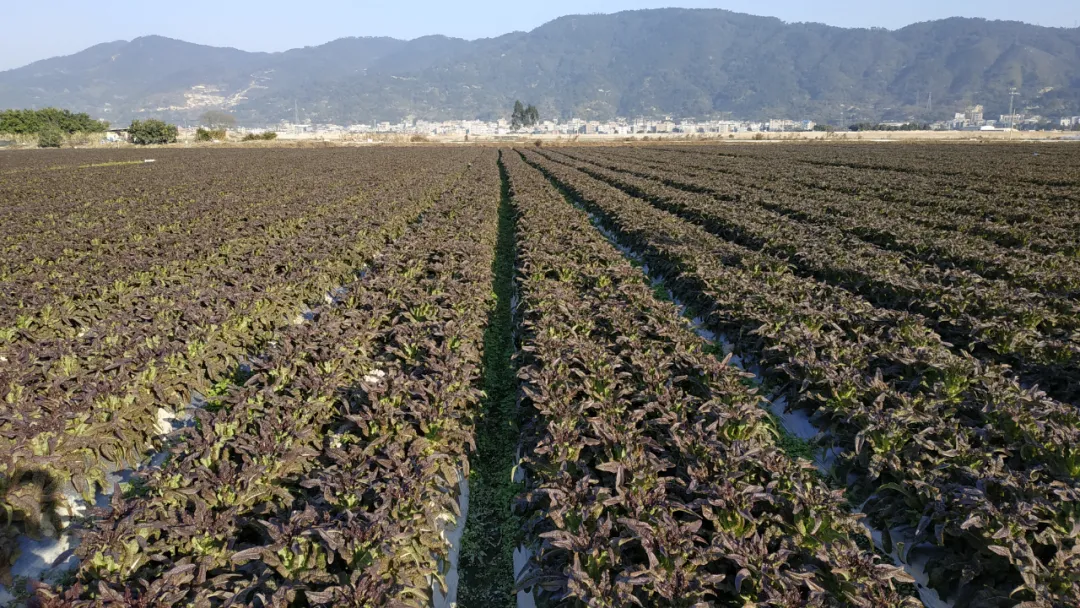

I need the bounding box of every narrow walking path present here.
[458,152,522,606]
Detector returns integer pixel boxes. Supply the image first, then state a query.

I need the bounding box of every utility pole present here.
[1008,88,1018,130]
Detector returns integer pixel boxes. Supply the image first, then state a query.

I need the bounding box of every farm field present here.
[0,143,1077,607]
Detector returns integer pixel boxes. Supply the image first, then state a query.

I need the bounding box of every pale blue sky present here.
[3,0,1077,71]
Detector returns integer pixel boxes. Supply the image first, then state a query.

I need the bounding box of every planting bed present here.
[0,144,1076,607]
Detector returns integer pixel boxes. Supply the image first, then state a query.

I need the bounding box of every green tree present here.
[511,100,525,130]
[0,108,107,134]
[37,125,64,148]
[129,119,178,145]
[510,101,540,130]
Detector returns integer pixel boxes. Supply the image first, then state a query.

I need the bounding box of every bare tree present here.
[200,110,237,129]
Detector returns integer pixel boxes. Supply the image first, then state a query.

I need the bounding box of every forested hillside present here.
[1,9,1077,123]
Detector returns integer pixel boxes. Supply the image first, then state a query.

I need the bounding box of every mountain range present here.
[2,8,1079,125]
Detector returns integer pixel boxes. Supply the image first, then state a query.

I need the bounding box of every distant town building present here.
[768,119,799,132]
[1000,114,1023,127]
[197,103,1080,139]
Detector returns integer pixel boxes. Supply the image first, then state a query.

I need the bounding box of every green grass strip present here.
[458,152,521,606]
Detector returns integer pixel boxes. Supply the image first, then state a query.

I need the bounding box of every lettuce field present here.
[0,144,1077,607]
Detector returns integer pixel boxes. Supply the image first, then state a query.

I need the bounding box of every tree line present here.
[0,108,109,135]
[1,107,266,147]
[845,122,933,131]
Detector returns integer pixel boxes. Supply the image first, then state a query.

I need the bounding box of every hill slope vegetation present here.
[1,9,1078,124]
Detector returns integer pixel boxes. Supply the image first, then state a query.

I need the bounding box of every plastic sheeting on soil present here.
[431,470,470,608]
[511,445,538,608]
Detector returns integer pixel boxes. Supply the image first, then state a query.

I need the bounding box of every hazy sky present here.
[2,0,1077,71]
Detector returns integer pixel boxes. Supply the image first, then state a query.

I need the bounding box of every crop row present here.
[716,144,1080,195]
[645,146,1080,240]
[612,145,1080,340]
[504,151,917,606]
[593,147,1080,298]
[563,145,1080,329]
[540,148,1080,403]
[520,149,1080,606]
[0,150,429,321]
[38,151,502,606]
[0,150,478,580]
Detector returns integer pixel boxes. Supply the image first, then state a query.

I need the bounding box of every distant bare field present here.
[4,128,1078,154]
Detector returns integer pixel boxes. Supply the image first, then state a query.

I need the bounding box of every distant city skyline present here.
[2,0,1078,71]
